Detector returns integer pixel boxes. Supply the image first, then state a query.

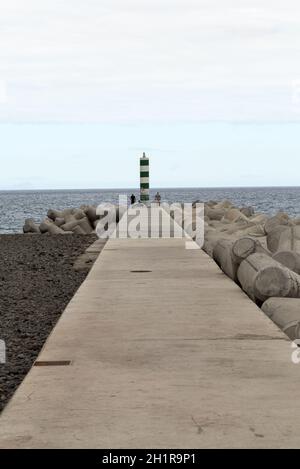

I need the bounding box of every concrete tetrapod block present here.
[277,225,300,253]
[240,206,255,218]
[46,224,67,235]
[264,214,290,235]
[273,251,300,275]
[203,239,218,257]
[23,218,41,234]
[54,217,65,227]
[61,217,93,234]
[202,231,232,257]
[206,199,218,207]
[244,224,266,237]
[237,253,300,304]
[218,222,266,239]
[212,239,239,282]
[213,199,234,209]
[209,220,223,229]
[223,208,248,224]
[267,225,289,253]
[73,209,86,221]
[47,209,63,221]
[62,209,76,223]
[249,213,268,225]
[92,220,99,230]
[84,206,99,223]
[258,236,268,249]
[204,207,225,221]
[262,297,300,341]
[232,237,270,265]
[40,219,65,234]
[222,222,254,235]
[77,217,94,234]
[40,220,66,234]
[61,220,81,232]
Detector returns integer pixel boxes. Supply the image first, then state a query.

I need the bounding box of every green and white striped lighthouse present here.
[140,152,149,202]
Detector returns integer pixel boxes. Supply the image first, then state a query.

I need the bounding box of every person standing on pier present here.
[155,192,161,206]
[130,194,136,205]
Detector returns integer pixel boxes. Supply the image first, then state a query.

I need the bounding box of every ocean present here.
[0,187,300,234]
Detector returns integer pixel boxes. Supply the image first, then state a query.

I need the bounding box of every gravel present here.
[0,233,97,412]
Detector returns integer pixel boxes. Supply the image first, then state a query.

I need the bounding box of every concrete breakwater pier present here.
[2,206,300,448]
[24,196,300,339]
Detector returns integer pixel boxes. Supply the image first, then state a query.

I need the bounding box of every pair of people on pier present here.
[130,192,161,205]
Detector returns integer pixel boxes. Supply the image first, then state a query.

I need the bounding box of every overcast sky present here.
[0,0,300,189]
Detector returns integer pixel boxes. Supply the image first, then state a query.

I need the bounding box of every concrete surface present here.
[0,208,300,448]
[73,238,107,272]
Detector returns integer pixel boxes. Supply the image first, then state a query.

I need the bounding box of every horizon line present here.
[1,185,300,192]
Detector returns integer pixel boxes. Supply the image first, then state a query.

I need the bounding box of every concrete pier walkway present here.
[1,216,300,447]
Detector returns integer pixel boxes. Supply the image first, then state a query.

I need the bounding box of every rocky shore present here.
[203,199,300,341]
[0,233,97,412]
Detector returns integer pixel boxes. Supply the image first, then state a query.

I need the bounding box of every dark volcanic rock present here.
[0,233,97,412]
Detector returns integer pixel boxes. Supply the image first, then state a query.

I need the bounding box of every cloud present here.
[0,0,300,123]
[0,80,7,104]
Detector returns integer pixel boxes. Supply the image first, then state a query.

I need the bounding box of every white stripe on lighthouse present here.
[140,177,149,184]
